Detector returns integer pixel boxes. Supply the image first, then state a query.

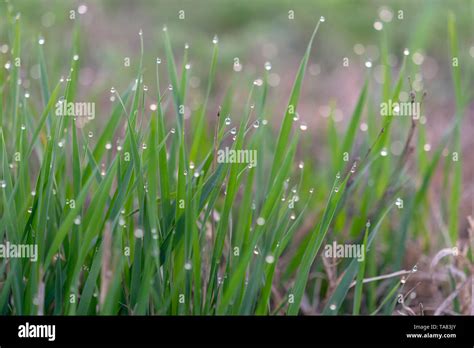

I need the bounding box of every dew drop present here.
[189,162,195,169]
[225,117,231,125]
[336,172,341,179]
[400,277,406,284]
[412,265,417,273]
[299,122,308,131]
[329,304,336,311]
[73,54,79,61]
[184,262,192,270]
[403,48,410,56]
[265,255,275,264]
[88,131,93,138]
[380,148,388,157]
[253,79,263,86]
[21,124,26,130]
[0,180,6,188]
[230,127,237,135]
[119,217,126,226]
[110,87,116,94]
[290,213,296,220]
[38,37,45,45]
[156,57,161,64]
[170,128,176,134]
[185,63,191,70]
[264,61,272,71]
[74,216,81,225]
[134,228,144,239]
[256,217,265,226]
[212,35,218,44]
[105,142,112,150]
[253,120,260,128]
[298,161,304,169]
[365,61,372,68]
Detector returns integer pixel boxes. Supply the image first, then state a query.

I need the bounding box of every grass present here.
[0,2,472,315]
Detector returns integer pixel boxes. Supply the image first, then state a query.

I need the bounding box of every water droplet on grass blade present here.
[225,117,231,125]
[265,255,275,264]
[264,61,272,71]
[299,122,308,131]
[134,228,144,239]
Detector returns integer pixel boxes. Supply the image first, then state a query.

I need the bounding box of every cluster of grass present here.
[0,3,471,315]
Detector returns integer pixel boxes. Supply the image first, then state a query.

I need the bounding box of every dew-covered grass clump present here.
[0,1,472,315]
